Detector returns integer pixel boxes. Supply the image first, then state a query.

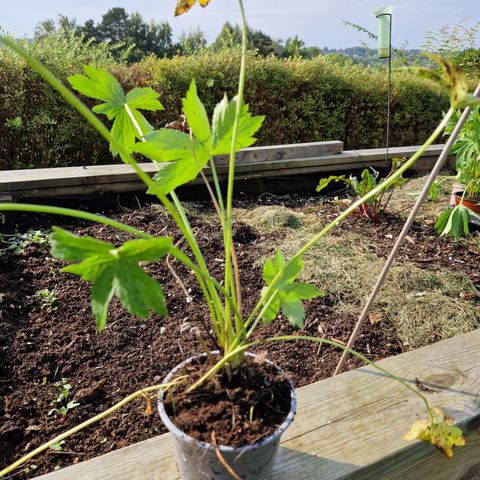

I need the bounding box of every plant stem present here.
[222,0,248,349]
[124,102,227,347]
[334,87,480,374]
[236,108,454,346]
[0,379,186,478]
[188,335,433,423]
[0,203,151,239]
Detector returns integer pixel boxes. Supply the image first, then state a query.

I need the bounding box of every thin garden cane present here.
[334,82,480,376]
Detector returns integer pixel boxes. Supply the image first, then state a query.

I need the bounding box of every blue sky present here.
[2,1,479,49]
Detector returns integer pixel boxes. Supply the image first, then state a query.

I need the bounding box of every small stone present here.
[189,326,200,336]
[180,322,191,334]
[160,326,166,335]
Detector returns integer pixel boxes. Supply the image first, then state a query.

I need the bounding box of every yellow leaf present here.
[405,408,465,458]
[175,0,196,16]
[425,54,469,109]
[175,0,211,16]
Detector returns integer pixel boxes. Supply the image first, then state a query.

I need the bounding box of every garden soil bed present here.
[0,194,479,478]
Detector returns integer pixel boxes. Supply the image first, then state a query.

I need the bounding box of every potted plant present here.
[450,105,480,214]
[0,3,473,478]
[435,106,480,239]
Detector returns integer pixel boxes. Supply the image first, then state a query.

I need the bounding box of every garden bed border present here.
[33,329,480,480]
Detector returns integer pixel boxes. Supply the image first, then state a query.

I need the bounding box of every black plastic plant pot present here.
[158,352,297,480]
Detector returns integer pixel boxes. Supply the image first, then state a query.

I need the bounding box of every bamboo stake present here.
[334,83,480,376]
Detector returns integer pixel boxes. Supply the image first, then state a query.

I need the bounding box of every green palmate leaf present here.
[49,227,171,330]
[132,128,210,195]
[261,250,324,328]
[68,66,163,156]
[435,204,479,241]
[126,88,163,111]
[68,66,125,109]
[211,94,265,155]
[129,81,263,193]
[50,227,112,261]
[183,80,211,146]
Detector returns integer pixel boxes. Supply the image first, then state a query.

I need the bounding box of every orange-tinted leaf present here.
[143,395,153,416]
[175,0,211,16]
[368,312,382,325]
[175,0,196,16]
[405,408,465,458]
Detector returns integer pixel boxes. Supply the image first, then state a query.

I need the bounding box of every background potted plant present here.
[0,1,474,479]
[435,106,480,239]
[315,158,408,222]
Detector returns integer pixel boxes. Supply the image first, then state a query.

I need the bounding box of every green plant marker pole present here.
[375,5,394,167]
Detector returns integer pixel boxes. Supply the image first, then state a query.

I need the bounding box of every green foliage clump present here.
[0,50,449,170]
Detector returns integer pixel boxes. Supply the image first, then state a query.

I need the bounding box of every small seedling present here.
[48,380,79,420]
[35,288,57,312]
[49,441,65,452]
[0,229,49,256]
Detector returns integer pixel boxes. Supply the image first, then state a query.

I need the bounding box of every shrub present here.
[0,48,449,170]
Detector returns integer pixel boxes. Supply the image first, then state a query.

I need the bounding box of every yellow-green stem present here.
[124,102,226,346]
[189,336,433,424]
[0,379,186,478]
[222,0,248,349]
[0,203,151,239]
[229,107,454,351]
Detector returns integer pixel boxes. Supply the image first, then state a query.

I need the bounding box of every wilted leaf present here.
[405,408,465,458]
[368,312,382,325]
[175,0,211,16]
[413,55,470,109]
[435,204,479,241]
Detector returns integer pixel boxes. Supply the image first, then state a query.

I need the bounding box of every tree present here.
[212,21,282,56]
[34,15,76,40]
[74,8,174,62]
[98,7,130,44]
[178,28,207,55]
[284,36,305,58]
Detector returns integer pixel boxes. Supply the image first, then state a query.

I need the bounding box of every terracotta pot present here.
[158,352,297,480]
[454,192,480,215]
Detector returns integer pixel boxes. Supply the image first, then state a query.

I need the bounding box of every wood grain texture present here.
[1,144,447,199]
[33,330,480,480]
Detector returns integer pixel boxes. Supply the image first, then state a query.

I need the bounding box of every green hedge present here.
[0,44,449,170]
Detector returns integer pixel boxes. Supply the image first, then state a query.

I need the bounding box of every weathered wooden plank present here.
[0,143,448,200]
[33,330,480,480]
[214,141,344,164]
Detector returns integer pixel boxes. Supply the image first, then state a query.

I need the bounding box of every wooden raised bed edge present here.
[33,329,480,480]
[0,142,454,200]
